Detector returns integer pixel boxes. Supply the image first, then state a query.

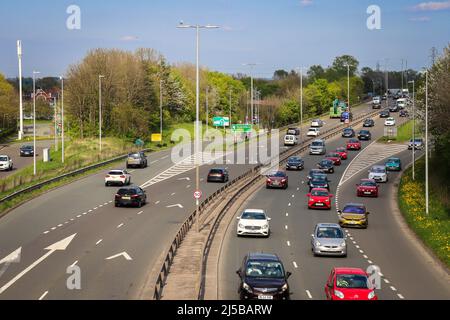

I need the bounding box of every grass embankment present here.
[379,120,422,143]
[398,157,450,268]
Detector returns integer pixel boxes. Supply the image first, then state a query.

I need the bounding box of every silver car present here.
[368,165,388,183]
[408,138,424,150]
[309,139,326,155]
[311,223,347,257]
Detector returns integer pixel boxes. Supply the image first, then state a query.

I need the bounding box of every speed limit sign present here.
[194,190,202,199]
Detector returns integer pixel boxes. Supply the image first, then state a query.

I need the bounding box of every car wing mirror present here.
[236,270,241,277]
[267,217,272,221]
[286,272,292,279]
[337,210,342,215]
[306,193,311,197]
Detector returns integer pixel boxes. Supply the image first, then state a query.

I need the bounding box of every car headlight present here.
[238,223,245,228]
[334,290,345,299]
[368,291,376,300]
[315,241,321,247]
[341,241,346,247]
[243,283,252,293]
[262,224,269,229]
[281,283,288,292]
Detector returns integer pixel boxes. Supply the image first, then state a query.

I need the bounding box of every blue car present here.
[385,157,402,171]
[286,156,304,171]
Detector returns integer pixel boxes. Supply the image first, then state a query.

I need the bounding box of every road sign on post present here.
[151,134,162,142]
[212,117,230,127]
[194,190,202,200]
[231,124,252,133]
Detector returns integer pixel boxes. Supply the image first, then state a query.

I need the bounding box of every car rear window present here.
[269,172,285,177]
[118,188,137,195]
[109,171,123,175]
[371,167,385,173]
[209,169,223,174]
[360,181,376,187]
[129,154,140,159]
[349,139,359,143]
[342,205,366,214]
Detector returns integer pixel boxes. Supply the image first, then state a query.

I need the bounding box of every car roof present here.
[247,253,280,261]
[317,223,341,228]
[311,188,329,192]
[372,165,386,169]
[334,267,367,275]
[361,178,376,182]
[243,209,265,213]
[211,167,225,170]
[343,202,365,207]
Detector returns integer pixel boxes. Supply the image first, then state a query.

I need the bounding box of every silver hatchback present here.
[311,223,347,257]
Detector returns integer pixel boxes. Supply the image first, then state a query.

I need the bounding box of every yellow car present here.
[338,203,369,229]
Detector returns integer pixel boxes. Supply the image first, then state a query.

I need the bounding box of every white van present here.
[284,134,298,146]
[396,98,407,109]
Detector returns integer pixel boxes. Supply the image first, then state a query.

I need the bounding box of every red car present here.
[307,188,333,210]
[266,171,288,189]
[325,267,378,300]
[356,179,379,197]
[347,139,361,151]
[335,147,348,160]
[326,153,342,166]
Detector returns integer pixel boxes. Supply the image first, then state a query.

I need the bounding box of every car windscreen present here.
[360,181,376,187]
[312,176,327,182]
[311,141,323,147]
[209,169,223,174]
[336,148,345,152]
[371,167,385,173]
[359,131,370,134]
[117,188,138,195]
[241,211,266,220]
[287,130,297,134]
[311,190,329,197]
[320,160,332,166]
[387,158,399,163]
[316,227,343,239]
[342,205,365,214]
[246,261,285,278]
[288,157,301,162]
[343,128,353,132]
[22,146,33,150]
[336,274,369,289]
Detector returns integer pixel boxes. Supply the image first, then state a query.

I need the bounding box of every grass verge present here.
[379,119,422,143]
[398,157,450,268]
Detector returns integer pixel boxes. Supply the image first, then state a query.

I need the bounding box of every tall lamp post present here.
[32,71,40,176]
[98,75,105,153]
[17,40,24,140]
[243,63,257,125]
[297,67,304,140]
[60,76,65,163]
[177,22,220,233]
[425,71,429,215]
[408,80,416,180]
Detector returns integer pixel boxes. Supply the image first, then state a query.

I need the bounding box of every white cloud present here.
[120,35,139,41]
[412,1,450,11]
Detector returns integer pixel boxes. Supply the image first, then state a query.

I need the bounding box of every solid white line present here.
[398,294,405,299]
[117,223,124,229]
[306,290,313,299]
[38,291,48,300]
[96,239,103,245]
[70,260,78,268]
[293,262,298,268]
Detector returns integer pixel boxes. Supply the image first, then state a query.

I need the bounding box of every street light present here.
[243,63,257,125]
[344,64,351,117]
[408,80,415,180]
[297,67,304,140]
[177,21,220,233]
[17,40,24,140]
[32,71,40,176]
[425,71,429,215]
[60,76,65,163]
[99,75,105,153]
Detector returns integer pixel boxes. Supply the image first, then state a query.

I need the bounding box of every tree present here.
[0,73,18,129]
[331,55,359,79]
[273,69,289,80]
[307,65,325,81]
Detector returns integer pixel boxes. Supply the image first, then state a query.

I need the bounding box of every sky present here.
[0,0,449,78]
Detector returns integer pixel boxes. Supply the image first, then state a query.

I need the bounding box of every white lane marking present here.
[99,205,103,208]
[104,202,108,205]
[106,252,133,261]
[109,200,113,203]
[137,211,143,215]
[368,260,373,264]
[117,223,124,229]
[151,160,159,164]
[57,224,63,227]
[379,272,384,277]
[288,203,291,207]
[297,187,300,191]
[306,290,313,299]
[76,215,81,218]
[65,222,69,224]
[38,291,49,300]
[96,239,103,245]
[88,210,92,213]
[286,213,289,217]
[292,194,295,198]
[70,218,74,221]
[384,279,390,284]
[352,241,356,244]
[155,201,160,205]
[51,227,56,230]
[350,237,354,240]
[82,212,87,216]
[93,207,98,210]
[398,294,405,299]
[171,192,176,196]
[186,185,191,188]
[363,255,369,259]
[285,225,288,230]
[293,262,298,269]
[359,250,364,254]
[355,245,360,249]
[287,241,291,247]
[128,170,135,173]
[166,204,184,209]
[70,260,78,268]
[390,286,397,292]
[43,231,49,234]
[161,155,169,160]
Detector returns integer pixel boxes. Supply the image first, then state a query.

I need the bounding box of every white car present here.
[307,128,320,137]
[105,169,131,186]
[284,134,298,146]
[368,165,388,183]
[236,209,271,237]
[311,119,324,127]
[372,97,381,105]
[384,117,396,126]
[0,155,13,171]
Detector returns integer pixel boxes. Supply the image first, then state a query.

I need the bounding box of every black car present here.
[309,174,330,191]
[317,159,334,173]
[307,169,326,180]
[379,110,390,118]
[342,128,355,138]
[286,156,304,171]
[363,119,374,127]
[20,145,34,157]
[400,110,409,117]
[286,127,300,136]
[237,253,291,300]
[115,186,147,208]
[358,130,372,141]
[207,168,229,183]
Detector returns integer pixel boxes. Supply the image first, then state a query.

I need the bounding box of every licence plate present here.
[316,203,324,206]
[364,192,371,195]
[258,295,273,300]
[349,221,357,224]
[122,196,131,200]
[273,182,279,186]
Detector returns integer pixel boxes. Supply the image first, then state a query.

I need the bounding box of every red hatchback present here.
[325,268,378,300]
[335,147,348,160]
[356,179,379,197]
[326,153,342,166]
[307,188,333,210]
[266,171,288,189]
[347,139,361,151]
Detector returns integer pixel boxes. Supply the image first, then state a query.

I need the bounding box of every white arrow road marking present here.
[166,204,184,209]
[106,252,132,261]
[0,234,76,295]
[0,247,22,278]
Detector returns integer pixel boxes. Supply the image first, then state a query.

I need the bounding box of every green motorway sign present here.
[231,124,252,133]
[213,117,230,127]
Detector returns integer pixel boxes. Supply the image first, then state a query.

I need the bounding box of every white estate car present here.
[368,165,388,183]
[311,119,324,127]
[105,169,131,186]
[237,209,271,237]
[284,134,298,146]
[307,127,320,137]
[384,117,396,126]
[0,155,13,171]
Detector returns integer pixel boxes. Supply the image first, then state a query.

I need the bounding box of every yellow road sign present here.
[151,133,162,142]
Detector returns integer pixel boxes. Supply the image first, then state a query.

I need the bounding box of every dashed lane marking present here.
[117,223,124,229]
[38,291,49,300]
[96,239,103,245]
[306,290,313,299]
[293,262,298,269]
